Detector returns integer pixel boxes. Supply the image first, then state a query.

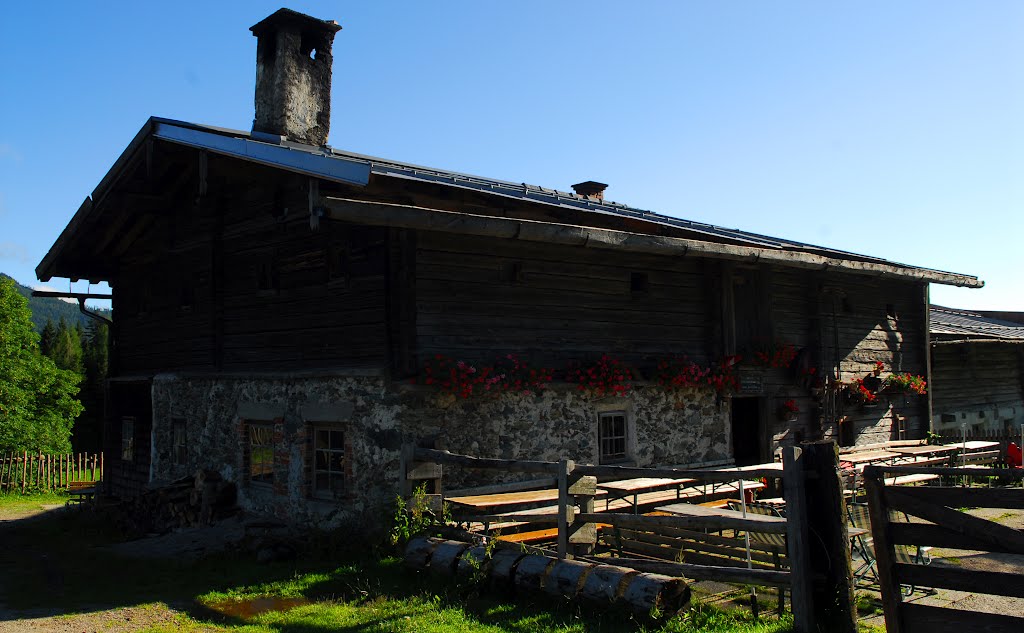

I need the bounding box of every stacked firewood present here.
[118,470,237,537]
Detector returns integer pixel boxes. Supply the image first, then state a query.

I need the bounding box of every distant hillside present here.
[1,273,112,333]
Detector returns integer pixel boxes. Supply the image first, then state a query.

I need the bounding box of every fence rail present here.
[0,451,103,493]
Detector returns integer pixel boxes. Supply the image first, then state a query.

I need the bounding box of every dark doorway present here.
[731,397,762,466]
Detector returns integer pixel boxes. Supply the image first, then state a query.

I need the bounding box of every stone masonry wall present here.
[150,373,730,529]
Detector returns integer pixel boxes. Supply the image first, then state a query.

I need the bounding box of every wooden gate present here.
[863,464,1024,633]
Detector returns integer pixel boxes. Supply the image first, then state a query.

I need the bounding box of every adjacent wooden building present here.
[929,305,1024,434]
[35,10,982,523]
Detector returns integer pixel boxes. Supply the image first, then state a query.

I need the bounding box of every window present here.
[172,418,187,466]
[312,427,346,499]
[630,272,649,295]
[121,417,135,462]
[248,423,275,484]
[598,412,628,464]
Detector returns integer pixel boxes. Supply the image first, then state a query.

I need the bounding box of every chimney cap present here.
[571,181,609,198]
[250,8,342,37]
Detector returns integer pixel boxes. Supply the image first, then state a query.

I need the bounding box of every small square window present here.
[121,417,135,462]
[248,423,275,484]
[598,412,629,464]
[312,427,346,499]
[172,418,187,466]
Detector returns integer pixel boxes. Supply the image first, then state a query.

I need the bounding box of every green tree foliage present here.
[40,317,85,376]
[0,278,83,453]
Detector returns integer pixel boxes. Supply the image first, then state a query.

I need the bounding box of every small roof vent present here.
[571,180,608,201]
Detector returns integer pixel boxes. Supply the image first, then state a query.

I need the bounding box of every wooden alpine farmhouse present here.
[36,9,982,523]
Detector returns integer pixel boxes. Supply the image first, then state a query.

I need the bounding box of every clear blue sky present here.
[1,2,1021,310]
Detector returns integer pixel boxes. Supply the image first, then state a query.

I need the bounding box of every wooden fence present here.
[863,464,1024,633]
[403,441,857,633]
[0,452,104,493]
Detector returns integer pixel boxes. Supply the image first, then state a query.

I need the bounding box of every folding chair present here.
[727,500,789,614]
[846,502,878,586]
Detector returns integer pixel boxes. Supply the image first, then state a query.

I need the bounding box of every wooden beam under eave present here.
[321,196,985,289]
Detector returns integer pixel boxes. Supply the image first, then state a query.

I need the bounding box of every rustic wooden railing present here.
[402,441,856,633]
[0,451,103,493]
[863,464,1024,633]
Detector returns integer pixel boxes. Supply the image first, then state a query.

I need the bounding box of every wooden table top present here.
[447,487,607,509]
[657,501,786,525]
[596,477,696,493]
[841,450,899,464]
[889,444,959,456]
[949,441,1000,451]
[884,473,940,486]
[715,462,785,472]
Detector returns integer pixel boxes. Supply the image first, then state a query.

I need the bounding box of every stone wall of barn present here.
[148,372,730,528]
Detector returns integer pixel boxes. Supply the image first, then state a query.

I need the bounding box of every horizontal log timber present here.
[322,197,982,288]
[896,564,1024,599]
[593,558,792,588]
[577,512,788,535]
[900,603,1024,633]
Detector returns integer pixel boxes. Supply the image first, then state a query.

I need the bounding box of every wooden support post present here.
[568,474,598,557]
[556,459,575,560]
[803,441,857,633]
[783,445,814,633]
[863,466,902,633]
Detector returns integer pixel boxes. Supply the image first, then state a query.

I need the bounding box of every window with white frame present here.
[121,416,135,462]
[312,427,346,499]
[248,423,275,484]
[598,411,629,464]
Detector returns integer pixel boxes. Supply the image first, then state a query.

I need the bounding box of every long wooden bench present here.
[66,480,97,506]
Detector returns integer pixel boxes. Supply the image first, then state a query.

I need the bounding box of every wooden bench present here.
[66,480,97,506]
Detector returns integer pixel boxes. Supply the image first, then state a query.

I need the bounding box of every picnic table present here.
[889,444,958,457]
[596,477,696,513]
[657,499,786,531]
[841,450,899,465]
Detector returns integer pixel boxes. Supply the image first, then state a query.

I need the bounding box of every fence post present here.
[804,441,857,633]
[568,473,598,557]
[863,466,902,633]
[782,445,813,633]
[556,458,575,560]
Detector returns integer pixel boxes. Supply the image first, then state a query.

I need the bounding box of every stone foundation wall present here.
[149,373,730,529]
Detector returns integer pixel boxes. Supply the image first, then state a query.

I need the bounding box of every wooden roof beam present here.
[321,196,984,289]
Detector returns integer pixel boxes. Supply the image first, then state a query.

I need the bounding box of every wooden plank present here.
[406,462,442,481]
[863,468,904,633]
[885,488,1024,555]
[782,445,814,633]
[577,511,788,534]
[892,523,1024,553]
[901,603,1024,633]
[445,477,557,497]
[897,563,1024,599]
[576,463,781,482]
[616,529,781,566]
[600,557,791,587]
[557,459,573,559]
[889,485,1024,511]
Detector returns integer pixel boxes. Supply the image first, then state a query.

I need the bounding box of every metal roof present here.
[930,305,1024,340]
[38,116,985,288]
[153,119,976,272]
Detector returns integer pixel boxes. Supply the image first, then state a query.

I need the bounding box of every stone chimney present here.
[571,181,608,202]
[250,8,342,146]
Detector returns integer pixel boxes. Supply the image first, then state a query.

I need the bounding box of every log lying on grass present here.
[404,536,690,616]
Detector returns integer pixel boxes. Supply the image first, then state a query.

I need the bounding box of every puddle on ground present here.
[205,596,309,619]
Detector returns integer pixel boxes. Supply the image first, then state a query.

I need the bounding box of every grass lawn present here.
[0,493,796,633]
